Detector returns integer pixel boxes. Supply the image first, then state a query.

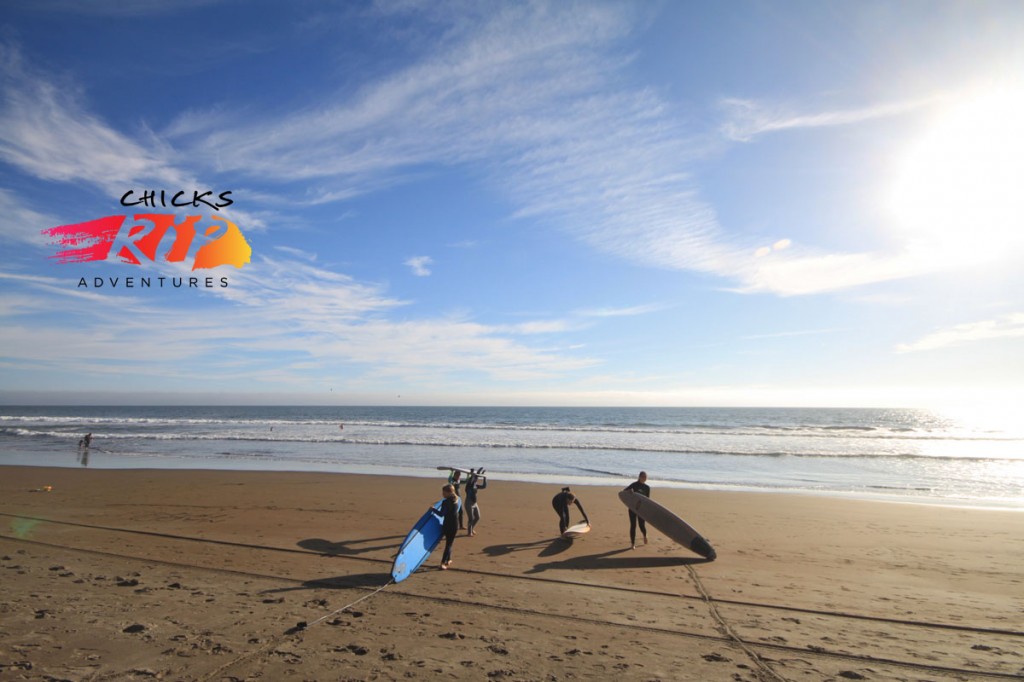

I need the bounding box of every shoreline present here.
[2,465,1022,680]
[2,458,1022,512]
[4,404,1023,514]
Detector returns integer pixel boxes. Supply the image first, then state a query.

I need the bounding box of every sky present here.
[1,0,1023,408]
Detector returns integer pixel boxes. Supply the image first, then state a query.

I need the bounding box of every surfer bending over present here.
[624,471,650,549]
[465,468,487,536]
[552,487,589,535]
[434,484,460,570]
[447,470,465,530]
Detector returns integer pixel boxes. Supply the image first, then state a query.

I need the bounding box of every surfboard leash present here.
[293,577,394,631]
[196,577,394,682]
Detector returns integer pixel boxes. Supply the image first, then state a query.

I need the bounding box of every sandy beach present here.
[1,466,1021,681]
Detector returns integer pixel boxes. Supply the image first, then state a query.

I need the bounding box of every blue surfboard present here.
[391,498,461,583]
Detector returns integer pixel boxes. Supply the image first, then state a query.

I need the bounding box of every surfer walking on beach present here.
[552,487,589,536]
[436,483,460,570]
[624,471,650,549]
[465,468,487,536]
[447,469,465,530]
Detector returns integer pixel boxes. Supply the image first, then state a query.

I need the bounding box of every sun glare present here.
[887,86,1024,266]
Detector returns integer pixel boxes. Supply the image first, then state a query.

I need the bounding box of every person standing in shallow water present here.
[624,471,650,549]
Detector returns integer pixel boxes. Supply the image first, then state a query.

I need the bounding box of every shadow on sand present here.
[298,534,404,556]
[260,571,394,596]
[482,537,572,558]
[527,547,710,574]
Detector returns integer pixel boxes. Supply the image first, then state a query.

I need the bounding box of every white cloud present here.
[503,320,573,334]
[0,44,191,194]
[576,303,667,318]
[0,189,59,246]
[742,327,840,341]
[0,30,609,390]
[896,313,1024,353]
[0,257,598,388]
[718,96,936,142]
[405,256,433,276]
[0,10,998,302]
[732,248,925,296]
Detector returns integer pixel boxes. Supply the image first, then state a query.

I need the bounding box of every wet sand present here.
[1,466,1021,681]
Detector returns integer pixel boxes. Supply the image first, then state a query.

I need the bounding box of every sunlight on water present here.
[933,402,1024,443]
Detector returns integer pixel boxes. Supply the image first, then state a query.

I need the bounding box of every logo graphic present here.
[42,213,251,271]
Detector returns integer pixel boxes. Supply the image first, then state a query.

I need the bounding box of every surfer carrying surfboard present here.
[447,470,465,530]
[433,484,460,570]
[623,471,650,549]
[551,487,589,536]
[465,468,487,536]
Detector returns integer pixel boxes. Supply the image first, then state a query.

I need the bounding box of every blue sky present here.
[1,0,1023,407]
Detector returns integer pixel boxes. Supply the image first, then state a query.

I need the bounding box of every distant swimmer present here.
[552,487,589,536]
[624,471,650,549]
[339,424,344,430]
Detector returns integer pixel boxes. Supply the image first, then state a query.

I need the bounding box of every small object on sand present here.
[284,621,307,634]
[29,485,53,493]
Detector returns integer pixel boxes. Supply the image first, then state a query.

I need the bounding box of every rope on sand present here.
[298,578,393,630]
[197,578,393,682]
[687,564,789,682]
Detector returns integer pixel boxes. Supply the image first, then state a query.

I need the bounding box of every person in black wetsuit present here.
[435,483,460,569]
[624,471,650,549]
[465,468,487,536]
[551,487,589,535]
[447,469,465,530]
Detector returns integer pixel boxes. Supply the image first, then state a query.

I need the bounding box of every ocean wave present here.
[4,427,1019,462]
[1,415,1018,442]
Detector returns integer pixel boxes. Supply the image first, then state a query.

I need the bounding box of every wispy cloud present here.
[0,260,598,388]
[159,5,752,284]
[732,248,926,296]
[896,313,1024,353]
[0,7,981,304]
[0,44,191,195]
[405,256,433,277]
[0,189,59,246]
[576,303,668,318]
[718,96,935,142]
[742,327,840,341]
[182,4,952,298]
[1,24,613,391]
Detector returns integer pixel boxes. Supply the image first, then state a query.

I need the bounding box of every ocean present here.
[1,405,1022,509]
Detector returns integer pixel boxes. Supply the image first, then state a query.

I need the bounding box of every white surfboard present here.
[561,521,591,539]
[437,465,487,480]
[618,490,716,560]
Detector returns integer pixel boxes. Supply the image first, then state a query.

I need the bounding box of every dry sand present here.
[1,465,1021,681]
